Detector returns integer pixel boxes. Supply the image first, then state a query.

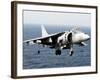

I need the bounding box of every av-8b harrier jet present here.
[24,25,90,56]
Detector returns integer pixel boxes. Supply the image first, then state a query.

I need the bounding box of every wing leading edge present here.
[24,25,65,46]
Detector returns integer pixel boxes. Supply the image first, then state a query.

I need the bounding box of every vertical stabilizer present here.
[41,25,48,37]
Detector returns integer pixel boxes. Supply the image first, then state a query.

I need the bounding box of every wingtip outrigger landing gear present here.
[38,50,40,54]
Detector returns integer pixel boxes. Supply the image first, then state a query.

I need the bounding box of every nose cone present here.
[85,34,90,40]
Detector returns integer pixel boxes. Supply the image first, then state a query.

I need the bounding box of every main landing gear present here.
[55,49,61,55]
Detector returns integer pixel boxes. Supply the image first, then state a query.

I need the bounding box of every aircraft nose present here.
[85,34,90,40]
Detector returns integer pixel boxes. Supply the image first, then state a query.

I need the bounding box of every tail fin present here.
[41,25,48,37]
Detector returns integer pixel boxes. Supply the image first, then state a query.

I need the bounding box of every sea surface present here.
[23,24,91,69]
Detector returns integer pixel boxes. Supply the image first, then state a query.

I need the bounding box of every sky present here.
[23,10,91,27]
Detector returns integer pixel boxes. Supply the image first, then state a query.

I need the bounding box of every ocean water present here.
[23,24,91,69]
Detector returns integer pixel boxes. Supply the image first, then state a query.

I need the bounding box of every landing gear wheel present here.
[55,50,61,55]
[70,51,74,56]
[38,50,40,54]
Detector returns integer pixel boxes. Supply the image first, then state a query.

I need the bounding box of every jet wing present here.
[24,32,65,45]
